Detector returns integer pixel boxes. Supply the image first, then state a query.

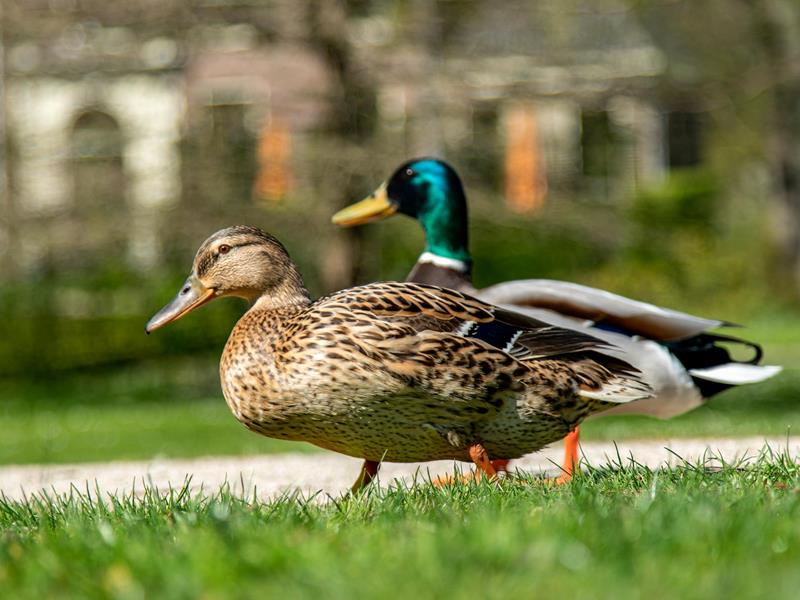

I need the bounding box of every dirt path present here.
[0,436,796,501]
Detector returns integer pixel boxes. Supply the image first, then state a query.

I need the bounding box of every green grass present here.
[0,452,798,598]
[0,356,312,465]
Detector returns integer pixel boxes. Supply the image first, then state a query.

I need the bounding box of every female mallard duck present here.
[146,225,652,490]
[332,158,782,481]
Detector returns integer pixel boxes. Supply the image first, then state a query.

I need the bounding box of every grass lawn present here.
[0,454,797,598]
[0,355,310,465]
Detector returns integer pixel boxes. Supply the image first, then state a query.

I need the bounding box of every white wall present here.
[6,75,183,270]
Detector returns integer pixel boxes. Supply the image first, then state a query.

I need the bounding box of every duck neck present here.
[250,264,312,312]
[416,183,472,279]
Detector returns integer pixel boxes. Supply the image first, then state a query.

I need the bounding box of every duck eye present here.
[218,244,231,255]
[405,168,414,177]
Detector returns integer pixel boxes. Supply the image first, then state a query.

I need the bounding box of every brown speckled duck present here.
[146,226,652,490]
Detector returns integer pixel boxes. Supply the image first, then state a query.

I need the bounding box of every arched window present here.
[71,110,125,210]
[68,109,128,269]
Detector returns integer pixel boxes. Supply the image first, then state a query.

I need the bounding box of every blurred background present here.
[0,0,797,465]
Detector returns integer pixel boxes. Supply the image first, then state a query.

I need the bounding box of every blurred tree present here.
[748,0,800,292]
[632,0,800,292]
[307,0,378,291]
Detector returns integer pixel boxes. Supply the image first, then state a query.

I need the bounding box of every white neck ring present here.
[418,251,470,273]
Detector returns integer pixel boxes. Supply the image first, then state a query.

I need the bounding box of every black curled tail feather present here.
[666,333,765,398]
[665,333,763,371]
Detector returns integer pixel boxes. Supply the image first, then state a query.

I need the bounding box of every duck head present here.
[332,158,472,269]
[146,225,308,333]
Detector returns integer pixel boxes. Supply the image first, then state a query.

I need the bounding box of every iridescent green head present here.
[332,158,471,266]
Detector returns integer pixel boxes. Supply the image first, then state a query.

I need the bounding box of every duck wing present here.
[319,281,652,404]
[478,279,731,342]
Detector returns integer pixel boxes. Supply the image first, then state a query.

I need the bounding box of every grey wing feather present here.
[478,279,731,341]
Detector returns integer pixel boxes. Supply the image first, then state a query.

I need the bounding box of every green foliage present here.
[611,168,722,292]
[0,454,798,598]
[628,169,719,239]
[575,169,791,315]
[0,271,244,377]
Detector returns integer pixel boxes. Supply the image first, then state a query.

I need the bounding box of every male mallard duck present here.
[146,225,652,490]
[332,158,782,481]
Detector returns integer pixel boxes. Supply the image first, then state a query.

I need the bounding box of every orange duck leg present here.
[435,429,580,486]
[491,426,580,484]
[434,443,498,486]
[553,426,580,485]
[491,459,510,473]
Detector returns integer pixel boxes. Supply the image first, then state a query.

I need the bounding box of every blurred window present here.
[458,102,501,190]
[580,110,619,198]
[197,101,257,205]
[210,103,248,146]
[253,117,291,203]
[68,110,128,271]
[503,103,547,213]
[666,111,703,169]
[71,110,125,212]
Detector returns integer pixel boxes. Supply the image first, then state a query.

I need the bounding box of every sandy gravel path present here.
[0,436,796,502]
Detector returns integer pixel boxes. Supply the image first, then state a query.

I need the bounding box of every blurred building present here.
[358,2,679,209]
[0,0,705,283]
[0,0,332,280]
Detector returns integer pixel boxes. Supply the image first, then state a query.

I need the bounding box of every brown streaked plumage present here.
[147,226,651,490]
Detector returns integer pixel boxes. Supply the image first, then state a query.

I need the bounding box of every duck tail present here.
[665,333,782,398]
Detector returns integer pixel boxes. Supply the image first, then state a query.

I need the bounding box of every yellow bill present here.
[331,183,398,227]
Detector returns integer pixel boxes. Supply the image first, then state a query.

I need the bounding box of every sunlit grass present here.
[0,450,798,598]
[0,356,312,465]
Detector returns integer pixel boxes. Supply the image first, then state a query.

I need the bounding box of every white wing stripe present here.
[456,320,476,336]
[503,330,523,353]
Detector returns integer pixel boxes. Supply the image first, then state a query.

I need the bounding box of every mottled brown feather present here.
[220,280,650,463]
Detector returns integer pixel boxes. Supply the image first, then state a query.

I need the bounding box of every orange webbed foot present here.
[491,459,510,473]
[547,426,580,485]
[434,443,499,486]
[432,472,479,486]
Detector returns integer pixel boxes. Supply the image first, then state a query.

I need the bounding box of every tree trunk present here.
[307,0,378,292]
[749,0,800,290]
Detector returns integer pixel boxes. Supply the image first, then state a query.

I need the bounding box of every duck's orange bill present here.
[145,275,216,334]
[331,183,398,227]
